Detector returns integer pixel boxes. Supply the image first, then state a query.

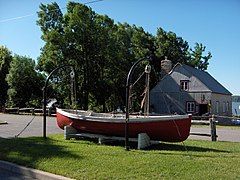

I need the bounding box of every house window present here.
[180,80,189,91]
[226,102,229,112]
[223,102,226,113]
[186,102,195,113]
[216,101,219,114]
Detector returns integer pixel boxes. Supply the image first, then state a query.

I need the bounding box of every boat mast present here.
[144,65,151,116]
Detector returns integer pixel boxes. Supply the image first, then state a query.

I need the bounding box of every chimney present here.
[161,56,172,78]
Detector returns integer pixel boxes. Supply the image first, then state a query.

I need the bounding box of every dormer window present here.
[180,80,189,91]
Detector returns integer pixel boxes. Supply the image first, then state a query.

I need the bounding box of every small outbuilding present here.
[150,59,232,116]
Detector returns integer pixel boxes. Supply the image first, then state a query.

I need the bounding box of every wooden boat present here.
[56,108,192,142]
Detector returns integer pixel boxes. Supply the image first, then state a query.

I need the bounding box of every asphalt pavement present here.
[190,126,240,142]
[0,167,34,180]
[0,113,62,138]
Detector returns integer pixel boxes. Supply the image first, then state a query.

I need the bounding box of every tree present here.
[154,28,212,71]
[188,43,212,70]
[155,28,190,65]
[0,46,12,109]
[37,2,64,73]
[6,55,44,107]
[36,2,212,112]
[37,2,100,110]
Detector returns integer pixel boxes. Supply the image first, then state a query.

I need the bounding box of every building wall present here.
[150,91,191,115]
[211,93,232,116]
[150,91,213,115]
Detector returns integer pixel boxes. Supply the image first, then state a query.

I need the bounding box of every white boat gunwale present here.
[57,108,191,123]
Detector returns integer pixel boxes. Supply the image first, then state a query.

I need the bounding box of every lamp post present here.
[125,56,151,150]
[43,65,75,139]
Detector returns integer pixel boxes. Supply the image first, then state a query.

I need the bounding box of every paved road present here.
[190,126,240,142]
[189,126,240,142]
[0,168,34,180]
[0,114,62,138]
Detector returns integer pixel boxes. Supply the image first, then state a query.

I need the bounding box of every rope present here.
[132,72,145,87]
[172,120,190,155]
[15,115,36,138]
[158,86,191,157]
[158,87,171,113]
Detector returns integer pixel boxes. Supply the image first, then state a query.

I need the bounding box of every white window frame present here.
[180,80,189,91]
[226,102,229,112]
[186,102,195,113]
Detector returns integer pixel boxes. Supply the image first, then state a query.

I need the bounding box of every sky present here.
[0,0,239,95]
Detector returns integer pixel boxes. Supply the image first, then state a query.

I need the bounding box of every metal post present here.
[125,56,150,150]
[43,65,75,139]
[144,65,151,116]
[43,87,47,139]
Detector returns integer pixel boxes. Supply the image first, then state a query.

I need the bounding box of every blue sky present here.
[0,0,239,95]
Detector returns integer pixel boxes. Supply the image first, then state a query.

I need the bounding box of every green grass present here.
[0,135,239,179]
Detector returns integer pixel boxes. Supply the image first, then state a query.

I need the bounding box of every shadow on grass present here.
[0,136,81,168]
[91,138,230,153]
[148,142,229,153]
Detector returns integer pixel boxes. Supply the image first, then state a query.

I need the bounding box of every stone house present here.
[150,59,232,116]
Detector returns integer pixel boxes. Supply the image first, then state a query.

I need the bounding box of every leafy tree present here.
[37,2,64,73]
[155,27,190,65]
[37,2,100,110]
[36,2,212,112]
[154,27,212,71]
[6,55,44,107]
[0,46,12,109]
[188,43,212,70]
[37,2,74,108]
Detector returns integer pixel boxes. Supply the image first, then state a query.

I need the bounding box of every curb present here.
[0,160,74,180]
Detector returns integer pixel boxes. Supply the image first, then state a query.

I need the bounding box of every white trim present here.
[57,108,191,123]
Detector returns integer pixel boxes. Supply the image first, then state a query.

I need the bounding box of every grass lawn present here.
[0,135,239,179]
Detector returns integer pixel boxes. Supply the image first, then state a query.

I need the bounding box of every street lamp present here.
[42,65,75,139]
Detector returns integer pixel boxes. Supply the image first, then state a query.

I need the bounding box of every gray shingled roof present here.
[181,64,232,95]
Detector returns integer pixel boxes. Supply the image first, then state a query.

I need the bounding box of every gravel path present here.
[190,126,240,142]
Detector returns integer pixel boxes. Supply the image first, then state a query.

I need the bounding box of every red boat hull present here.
[56,110,191,142]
